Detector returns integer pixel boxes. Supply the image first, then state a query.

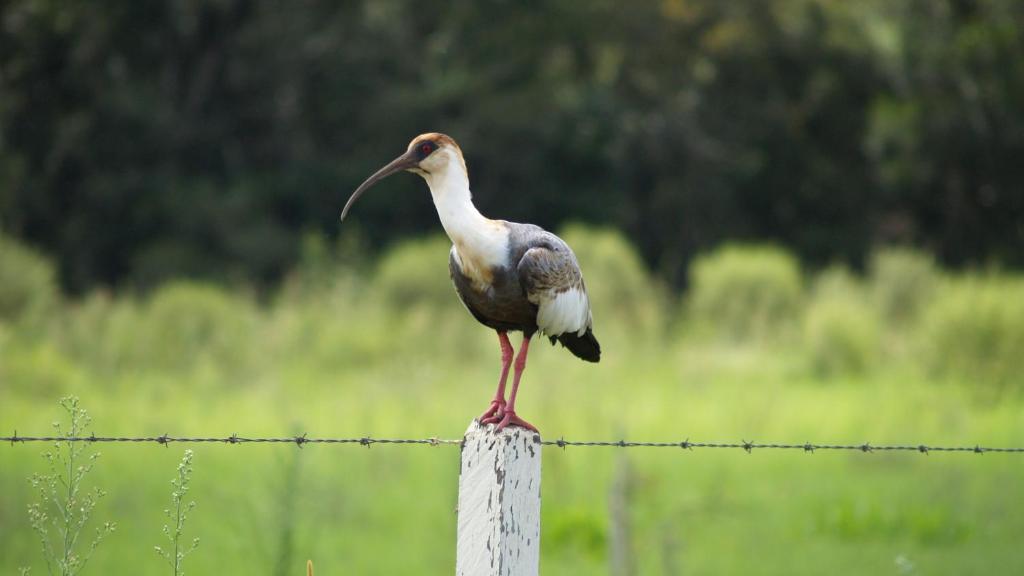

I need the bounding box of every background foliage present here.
[2,1,1023,573]
[2,230,1024,574]
[1,0,1022,292]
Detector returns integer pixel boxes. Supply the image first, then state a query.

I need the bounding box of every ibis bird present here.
[340,133,600,432]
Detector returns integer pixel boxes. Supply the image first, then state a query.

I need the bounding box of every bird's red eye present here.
[421,144,432,155]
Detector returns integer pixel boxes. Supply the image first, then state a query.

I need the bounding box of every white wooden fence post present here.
[456,419,542,576]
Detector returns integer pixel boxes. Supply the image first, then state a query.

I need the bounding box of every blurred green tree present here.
[0,0,1021,292]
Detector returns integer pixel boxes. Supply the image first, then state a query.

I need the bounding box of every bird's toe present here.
[493,411,539,433]
[479,400,506,422]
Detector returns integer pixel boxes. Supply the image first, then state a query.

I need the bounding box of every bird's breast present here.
[452,242,496,292]
[450,253,538,333]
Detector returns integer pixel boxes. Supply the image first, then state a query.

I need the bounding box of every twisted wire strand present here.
[3,434,1022,454]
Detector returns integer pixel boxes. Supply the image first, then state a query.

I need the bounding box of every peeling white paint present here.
[456,420,541,576]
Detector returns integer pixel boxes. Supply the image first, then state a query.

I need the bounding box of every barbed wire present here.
[3,432,1023,454]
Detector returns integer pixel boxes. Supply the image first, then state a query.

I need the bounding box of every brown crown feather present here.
[408,132,466,173]
[408,132,460,152]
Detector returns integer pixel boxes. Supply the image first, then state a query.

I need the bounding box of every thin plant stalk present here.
[155,450,199,576]
[25,396,116,576]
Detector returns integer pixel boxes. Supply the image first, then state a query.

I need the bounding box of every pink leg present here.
[487,335,538,432]
[479,331,514,421]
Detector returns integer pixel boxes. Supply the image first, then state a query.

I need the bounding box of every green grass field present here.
[2,230,1023,575]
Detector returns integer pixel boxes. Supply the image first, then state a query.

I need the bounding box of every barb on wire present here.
[2,434,1023,454]
[1,434,464,446]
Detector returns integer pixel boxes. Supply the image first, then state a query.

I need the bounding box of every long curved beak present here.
[340,150,419,222]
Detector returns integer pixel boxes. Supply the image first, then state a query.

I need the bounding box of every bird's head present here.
[340,132,465,222]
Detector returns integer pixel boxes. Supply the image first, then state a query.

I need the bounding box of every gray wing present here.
[516,234,593,337]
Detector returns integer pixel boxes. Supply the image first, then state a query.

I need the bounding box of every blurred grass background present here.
[3,1,1023,573]
[2,228,1023,575]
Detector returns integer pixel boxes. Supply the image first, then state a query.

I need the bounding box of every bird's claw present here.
[479,400,506,422]
[484,410,538,433]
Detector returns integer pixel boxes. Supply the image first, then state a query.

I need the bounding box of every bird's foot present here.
[479,400,506,422]
[485,410,538,433]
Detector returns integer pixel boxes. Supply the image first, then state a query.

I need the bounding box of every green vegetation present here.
[2,1,1023,292]
[2,1,1019,571]
[804,274,880,378]
[23,397,116,576]
[155,450,199,576]
[870,248,939,328]
[373,236,458,310]
[2,230,1023,575]
[687,244,803,343]
[924,276,1024,395]
[0,234,57,328]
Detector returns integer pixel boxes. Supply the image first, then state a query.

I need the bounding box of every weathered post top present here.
[456,420,542,576]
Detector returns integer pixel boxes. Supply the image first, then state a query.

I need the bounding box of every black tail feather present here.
[550,329,601,362]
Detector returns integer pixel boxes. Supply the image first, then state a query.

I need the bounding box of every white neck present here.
[423,157,486,240]
[420,153,508,276]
